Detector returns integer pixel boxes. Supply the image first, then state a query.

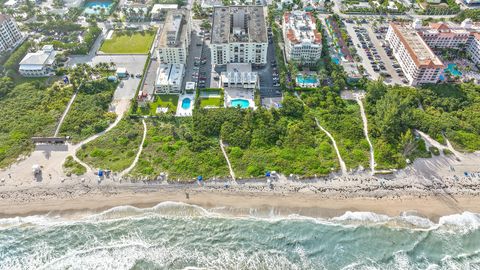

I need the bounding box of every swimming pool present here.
[445,63,462,77]
[230,99,250,109]
[84,1,113,15]
[332,57,340,65]
[181,98,191,109]
[296,75,318,84]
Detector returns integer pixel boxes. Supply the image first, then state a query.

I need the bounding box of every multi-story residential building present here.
[414,19,476,50]
[156,10,191,64]
[155,64,185,94]
[282,11,322,65]
[220,63,259,89]
[386,22,444,85]
[18,45,57,77]
[210,6,268,65]
[151,4,178,20]
[467,33,480,65]
[0,14,23,53]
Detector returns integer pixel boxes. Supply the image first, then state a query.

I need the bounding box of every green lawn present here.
[100,30,156,54]
[138,94,179,115]
[200,97,223,108]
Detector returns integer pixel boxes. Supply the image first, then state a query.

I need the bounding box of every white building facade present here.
[156,10,191,64]
[18,45,57,77]
[220,63,259,89]
[155,64,185,94]
[210,6,268,65]
[0,14,23,53]
[468,33,480,65]
[386,22,444,85]
[282,11,322,65]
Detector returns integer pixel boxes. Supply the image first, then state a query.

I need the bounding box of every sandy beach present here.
[1,175,480,222]
[0,128,479,222]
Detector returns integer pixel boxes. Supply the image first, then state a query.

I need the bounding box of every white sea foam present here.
[398,213,436,229]
[331,211,390,223]
[438,212,480,231]
[0,232,313,270]
[0,202,480,233]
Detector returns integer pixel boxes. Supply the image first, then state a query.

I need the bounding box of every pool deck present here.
[176,93,195,117]
[224,88,255,109]
[83,1,113,15]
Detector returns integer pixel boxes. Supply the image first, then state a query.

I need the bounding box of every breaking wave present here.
[0,203,479,269]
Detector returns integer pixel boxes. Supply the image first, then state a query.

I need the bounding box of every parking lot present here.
[185,19,208,90]
[345,22,405,85]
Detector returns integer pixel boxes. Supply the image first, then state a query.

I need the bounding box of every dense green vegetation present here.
[301,89,370,169]
[0,79,72,167]
[63,156,87,176]
[3,41,31,73]
[100,30,155,54]
[128,95,339,180]
[130,117,229,180]
[59,78,118,142]
[50,26,101,55]
[454,9,480,22]
[77,118,143,171]
[196,95,338,178]
[364,80,480,169]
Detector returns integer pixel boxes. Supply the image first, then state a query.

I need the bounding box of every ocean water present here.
[0,202,480,269]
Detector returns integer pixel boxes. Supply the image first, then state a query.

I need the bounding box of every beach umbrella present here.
[197,176,203,181]
[265,171,271,177]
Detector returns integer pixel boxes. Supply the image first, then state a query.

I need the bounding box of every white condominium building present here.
[386,22,444,86]
[210,6,268,65]
[155,64,185,94]
[0,14,23,53]
[156,10,191,64]
[282,11,322,65]
[468,33,480,65]
[19,45,57,77]
[220,63,258,89]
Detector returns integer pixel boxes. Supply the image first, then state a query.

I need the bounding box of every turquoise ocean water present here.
[0,202,479,269]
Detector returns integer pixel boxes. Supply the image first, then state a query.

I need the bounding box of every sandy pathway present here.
[314,118,347,175]
[219,139,236,182]
[294,92,347,174]
[355,96,375,175]
[119,119,147,177]
[54,90,78,137]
